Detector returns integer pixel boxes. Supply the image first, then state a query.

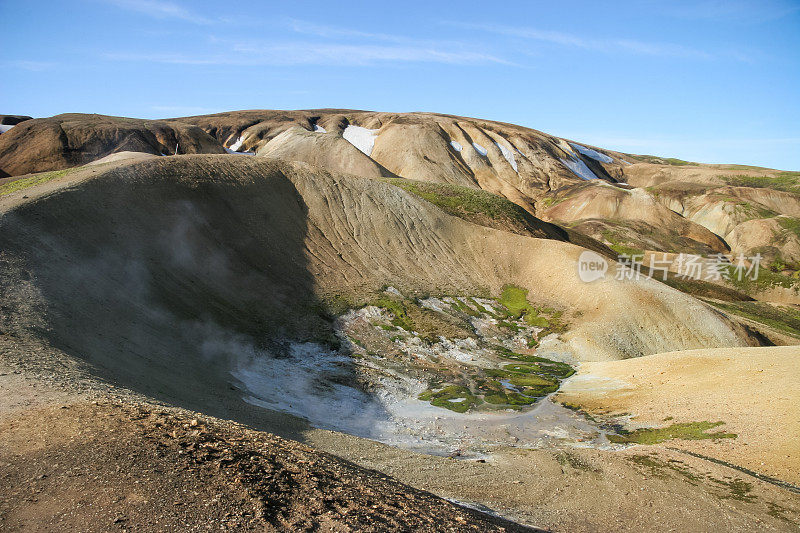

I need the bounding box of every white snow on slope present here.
[569,142,613,163]
[228,134,247,152]
[495,141,518,172]
[225,133,256,155]
[450,140,463,152]
[224,147,255,155]
[560,156,600,180]
[314,123,327,133]
[0,125,14,134]
[472,142,488,156]
[343,125,378,156]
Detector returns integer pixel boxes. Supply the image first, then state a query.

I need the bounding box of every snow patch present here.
[472,142,488,156]
[450,140,463,152]
[0,125,14,134]
[560,156,600,181]
[494,141,518,172]
[343,125,378,156]
[228,134,247,152]
[224,147,255,155]
[224,133,255,155]
[569,142,612,163]
[313,123,327,133]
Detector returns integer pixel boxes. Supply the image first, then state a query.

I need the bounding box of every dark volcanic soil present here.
[0,400,536,532]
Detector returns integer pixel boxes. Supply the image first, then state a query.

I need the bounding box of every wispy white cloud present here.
[105,0,212,24]
[450,22,715,60]
[3,60,56,71]
[285,19,411,43]
[105,41,508,67]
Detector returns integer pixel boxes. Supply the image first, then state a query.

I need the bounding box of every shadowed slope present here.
[0,157,748,408]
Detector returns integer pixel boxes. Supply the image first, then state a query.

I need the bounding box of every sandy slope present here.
[258,125,397,178]
[4,110,799,283]
[0,154,797,531]
[542,182,729,253]
[0,155,748,369]
[557,346,800,483]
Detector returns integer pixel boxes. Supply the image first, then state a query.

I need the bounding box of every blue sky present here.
[1,0,799,169]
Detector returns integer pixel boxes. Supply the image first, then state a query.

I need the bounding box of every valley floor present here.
[2,347,798,532]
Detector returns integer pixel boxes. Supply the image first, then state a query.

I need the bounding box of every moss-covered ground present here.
[608,421,737,445]
[0,168,76,196]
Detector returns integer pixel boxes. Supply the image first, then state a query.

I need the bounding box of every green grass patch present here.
[371,296,415,331]
[777,216,800,238]
[467,297,493,316]
[705,299,800,338]
[0,168,75,196]
[507,374,556,388]
[494,346,551,362]
[497,285,550,327]
[608,421,737,445]
[629,154,694,166]
[721,172,800,193]
[483,389,537,406]
[721,263,800,293]
[655,270,753,302]
[383,178,554,238]
[712,478,755,502]
[496,320,521,332]
[450,297,480,317]
[600,230,646,257]
[418,385,480,413]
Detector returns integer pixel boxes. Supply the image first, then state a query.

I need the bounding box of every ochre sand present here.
[557,346,800,483]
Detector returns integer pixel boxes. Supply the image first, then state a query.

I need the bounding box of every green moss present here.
[600,230,646,257]
[508,374,556,387]
[713,478,755,502]
[371,296,415,331]
[608,421,737,445]
[609,242,645,257]
[498,285,530,318]
[777,216,800,238]
[721,172,800,193]
[555,450,597,473]
[705,299,800,338]
[540,196,561,209]
[419,385,480,413]
[497,285,550,326]
[383,178,554,238]
[629,154,694,166]
[482,388,537,406]
[656,271,753,302]
[494,346,550,362]
[450,297,480,317]
[497,320,521,332]
[721,263,799,293]
[767,502,796,524]
[467,297,493,316]
[0,168,76,196]
[503,361,574,379]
